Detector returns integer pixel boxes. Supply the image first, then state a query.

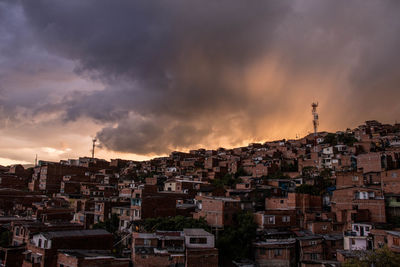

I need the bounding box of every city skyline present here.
[2,1,400,165]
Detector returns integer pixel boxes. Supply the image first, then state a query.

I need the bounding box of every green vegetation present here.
[343,246,400,267]
[296,167,333,195]
[323,133,358,146]
[93,213,120,234]
[216,211,257,264]
[0,230,11,247]
[211,173,242,188]
[211,168,249,188]
[235,167,249,178]
[140,216,210,232]
[281,160,298,172]
[301,166,318,178]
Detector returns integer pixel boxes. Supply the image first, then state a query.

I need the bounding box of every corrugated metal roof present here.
[40,229,110,239]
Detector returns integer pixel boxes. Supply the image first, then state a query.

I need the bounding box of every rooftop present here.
[183,228,213,237]
[39,229,110,239]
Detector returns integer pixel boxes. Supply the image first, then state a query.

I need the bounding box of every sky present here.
[1,0,400,166]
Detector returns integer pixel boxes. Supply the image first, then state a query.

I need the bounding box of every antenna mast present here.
[92,138,97,159]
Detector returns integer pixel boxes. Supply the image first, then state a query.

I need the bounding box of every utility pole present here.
[311,102,319,152]
[92,138,97,159]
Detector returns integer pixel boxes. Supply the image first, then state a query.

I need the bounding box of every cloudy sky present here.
[1,0,400,165]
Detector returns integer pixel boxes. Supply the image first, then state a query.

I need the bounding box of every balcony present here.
[388,200,400,208]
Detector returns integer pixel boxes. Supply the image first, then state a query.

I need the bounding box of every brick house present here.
[22,229,113,267]
[33,162,87,194]
[132,231,185,267]
[343,223,373,251]
[132,229,217,267]
[335,172,364,188]
[357,153,382,173]
[57,250,130,267]
[322,234,343,260]
[330,187,386,227]
[11,221,83,246]
[253,238,296,267]
[94,200,129,224]
[254,210,297,230]
[184,228,218,267]
[193,196,241,228]
[386,230,400,253]
[297,235,324,262]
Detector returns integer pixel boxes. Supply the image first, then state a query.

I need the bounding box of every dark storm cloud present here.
[17,0,293,154]
[3,0,400,155]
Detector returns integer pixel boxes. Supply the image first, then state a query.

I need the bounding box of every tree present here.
[301,166,318,179]
[93,213,120,234]
[235,167,249,178]
[211,173,242,189]
[323,133,357,146]
[216,211,257,264]
[343,246,400,267]
[324,133,337,145]
[0,230,11,247]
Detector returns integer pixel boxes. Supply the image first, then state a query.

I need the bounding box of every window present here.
[310,240,317,245]
[144,239,151,246]
[322,225,327,230]
[310,253,318,260]
[259,248,267,255]
[392,173,398,178]
[351,239,356,245]
[280,200,284,204]
[352,176,359,181]
[266,216,275,224]
[44,240,48,249]
[189,237,207,244]
[365,226,370,231]
[282,216,290,222]
[15,227,19,236]
[38,239,42,248]
[393,237,400,246]
[274,249,283,256]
